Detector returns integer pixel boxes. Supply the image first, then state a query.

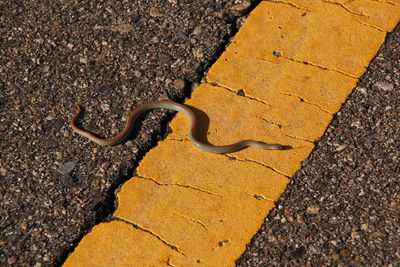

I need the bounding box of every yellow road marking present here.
[64,0,400,266]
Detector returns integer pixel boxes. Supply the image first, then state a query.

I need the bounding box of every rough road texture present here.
[0,0,257,265]
[237,24,400,266]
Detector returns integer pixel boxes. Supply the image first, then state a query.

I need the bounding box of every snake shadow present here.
[179,105,292,153]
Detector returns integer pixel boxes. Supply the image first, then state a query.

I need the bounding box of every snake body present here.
[71,101,291,153]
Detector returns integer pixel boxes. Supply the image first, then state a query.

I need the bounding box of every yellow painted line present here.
[64,0,400,266]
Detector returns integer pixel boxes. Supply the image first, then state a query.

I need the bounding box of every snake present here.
[70,100,291,153]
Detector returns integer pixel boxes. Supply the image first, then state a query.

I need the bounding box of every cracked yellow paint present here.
[64,0,399,266]
[113,177,276,266]
[63,220,185,266]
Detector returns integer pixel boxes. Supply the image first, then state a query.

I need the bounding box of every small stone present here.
[150,7,163,17]
[94,25,105,30]
[231,0,251,11]
[339,249,351,258]
[66,43,74,49]
[284,208,292,215]
[389,200,399,210]
[21,222,28,231]
[357,87,367,94]
[134,71,142,78]
[351,231,360,239]
[306,205,319,214]
[173,79,185,90]
[375,81,393,91]
[237,89,245,96]
[361,223,368,231]
[79,57,88,64]
[334,143,347,151]
[254,195,265,200]
[193,26,202,35]
[151,36,159,43]
[273,50,282,57]
[351,121,361,128]
[101,103,110,112]
[111,24,134,33]
[296,214,305,223]
[101,162,110,169]
[43,254,50,262]
[57,162,76,174]
[8,257,17,264]
[0,167,7,176]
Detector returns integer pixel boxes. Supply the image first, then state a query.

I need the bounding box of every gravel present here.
[237,23,400,266]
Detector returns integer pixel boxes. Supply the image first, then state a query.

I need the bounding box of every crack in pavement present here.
[175,213,209,231]
[205,80,272,107]
[321,0,367,16]
[112,216,185,255]
[356,19,388,32]
[259,117,284,129]
[369,0,400,6]
[265,0,312,11]
[242,191,275,202]
[136,175,223,197]
[279,92,334,115]
[280,54,359,79]
[222,154,291,178]
[284,133,315,143]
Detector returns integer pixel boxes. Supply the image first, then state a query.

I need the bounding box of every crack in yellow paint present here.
[175,213,209,231]
[222,154,291,178]
[321,0,367,16]
[112,216,185,255]
[284,133,315,143]
[279,92,333,115]
[165,258,178,267]
[356,19,387,32]
[136,175,222,197]
[369,0,400,6]
[266,0,312,11]
[242,192,275,202]
[279,54,359,79]
[206,80,272,107]
[259,117,284,129]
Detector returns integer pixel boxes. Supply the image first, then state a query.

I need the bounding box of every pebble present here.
[231,0,251,11]
[351,231,360,239]
[351,121,361,128]
[0,167,8,176]
[296,214,305,223]
[173,79,185,90]
[375,81,394,91]
[57,162,76,174]
[79,57,88,64]
[389,200,399,210]
[101,103,110,112]
[339,249,351,258]
[7,257,17,264]
[111,24,134,33]
[150,7,163,17]
[306,205,320,214]
[193,26,202,35]
[21,222,28,231]
[101,162,110,169]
